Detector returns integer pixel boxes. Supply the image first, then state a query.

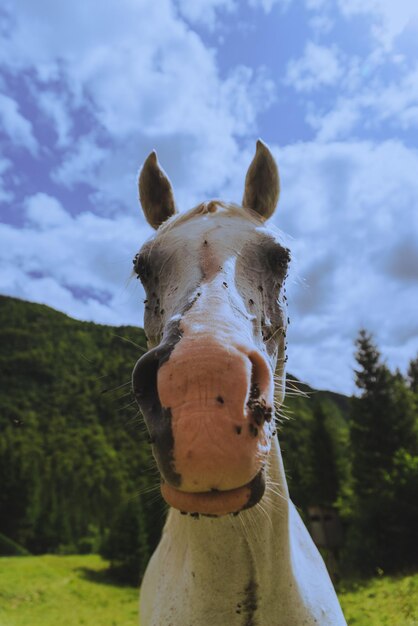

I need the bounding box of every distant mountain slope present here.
[0,295,158,555]
[0,295,350,553]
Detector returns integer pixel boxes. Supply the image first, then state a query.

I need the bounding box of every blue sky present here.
[1,0,418,394]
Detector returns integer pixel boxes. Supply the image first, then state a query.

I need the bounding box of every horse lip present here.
[161,470,265,517]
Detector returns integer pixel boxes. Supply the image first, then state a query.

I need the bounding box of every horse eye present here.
[266,246,291,274]
[133,253,151,282]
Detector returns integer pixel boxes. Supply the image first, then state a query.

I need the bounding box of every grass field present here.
[0,555,417,625]
[0,555,138,626]
[338,573,418,626]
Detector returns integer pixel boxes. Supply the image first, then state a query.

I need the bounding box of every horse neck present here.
[164,437,292,590]
[147,438,347,625]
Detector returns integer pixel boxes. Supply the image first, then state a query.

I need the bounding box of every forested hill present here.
[0,295,350,559]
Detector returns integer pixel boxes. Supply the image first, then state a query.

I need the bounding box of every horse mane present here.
[157,200,264,236]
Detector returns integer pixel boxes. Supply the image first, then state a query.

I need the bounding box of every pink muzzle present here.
[156,335,274,515]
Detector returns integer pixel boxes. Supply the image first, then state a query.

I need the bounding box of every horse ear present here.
[242,140,280,220]
[138,151,177,229]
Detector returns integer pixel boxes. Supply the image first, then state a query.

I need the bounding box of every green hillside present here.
[0,295,350,572]
[0,295,164,566]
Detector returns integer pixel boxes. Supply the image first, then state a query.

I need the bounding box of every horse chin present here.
[160,470,265,517]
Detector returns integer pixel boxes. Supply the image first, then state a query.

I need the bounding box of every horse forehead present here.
[152,212,268,260]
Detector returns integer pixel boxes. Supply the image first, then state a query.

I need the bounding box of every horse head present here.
[132,141,290,517]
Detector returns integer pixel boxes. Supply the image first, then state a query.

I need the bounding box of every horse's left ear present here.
[242,140,280,220]
[138,151,177,229]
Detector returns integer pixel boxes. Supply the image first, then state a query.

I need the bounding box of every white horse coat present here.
[140,438,346,625]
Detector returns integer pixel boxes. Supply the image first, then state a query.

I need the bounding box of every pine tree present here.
[407,354,418,394]
[353,329,383,393]
[348,330,418,572]
[100,496,150,585]
[308,402,339,507]
[351,331,416,494]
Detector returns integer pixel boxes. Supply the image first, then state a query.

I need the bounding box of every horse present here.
[132,141,347,625]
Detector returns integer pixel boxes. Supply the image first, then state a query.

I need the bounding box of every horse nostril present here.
[248,351,270,399]
[247,351,273,427]
[132,348,160,409]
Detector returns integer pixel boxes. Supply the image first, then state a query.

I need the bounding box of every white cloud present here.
[0,93,38,154]
[271,139,418,393]
[175,0,237,29]
[292,1,418,144]
[0,193,150,325]
[337,0,418,52]
[35,89,73,148]
[369,64,418,130]
[54,60,275,211]
[25,193,72,229]
[0,0,266,145]
[52,134,108,189]
[248,0,292,12]
[381,236,418,282]
[308,14,334,36]
[285,42,342,92]
[304,61,418,141]
[0,156,13,203]
[176,0,291,27]
[307,100,360,142]
[0,0,276,217]
[305,0,330,9]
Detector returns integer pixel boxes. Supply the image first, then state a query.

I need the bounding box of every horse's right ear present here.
[138,151,177,229]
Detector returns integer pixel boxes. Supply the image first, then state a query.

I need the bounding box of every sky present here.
[0,0,418,394]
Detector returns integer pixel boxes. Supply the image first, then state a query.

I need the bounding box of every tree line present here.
[345,330,418,573]
[283,330,418,576]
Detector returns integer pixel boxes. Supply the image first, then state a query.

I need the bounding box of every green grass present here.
[338,572,418,626]
[0,555,139,626]
[0,555,417,625]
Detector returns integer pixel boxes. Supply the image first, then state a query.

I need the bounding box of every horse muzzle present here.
[132,334,275,515]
